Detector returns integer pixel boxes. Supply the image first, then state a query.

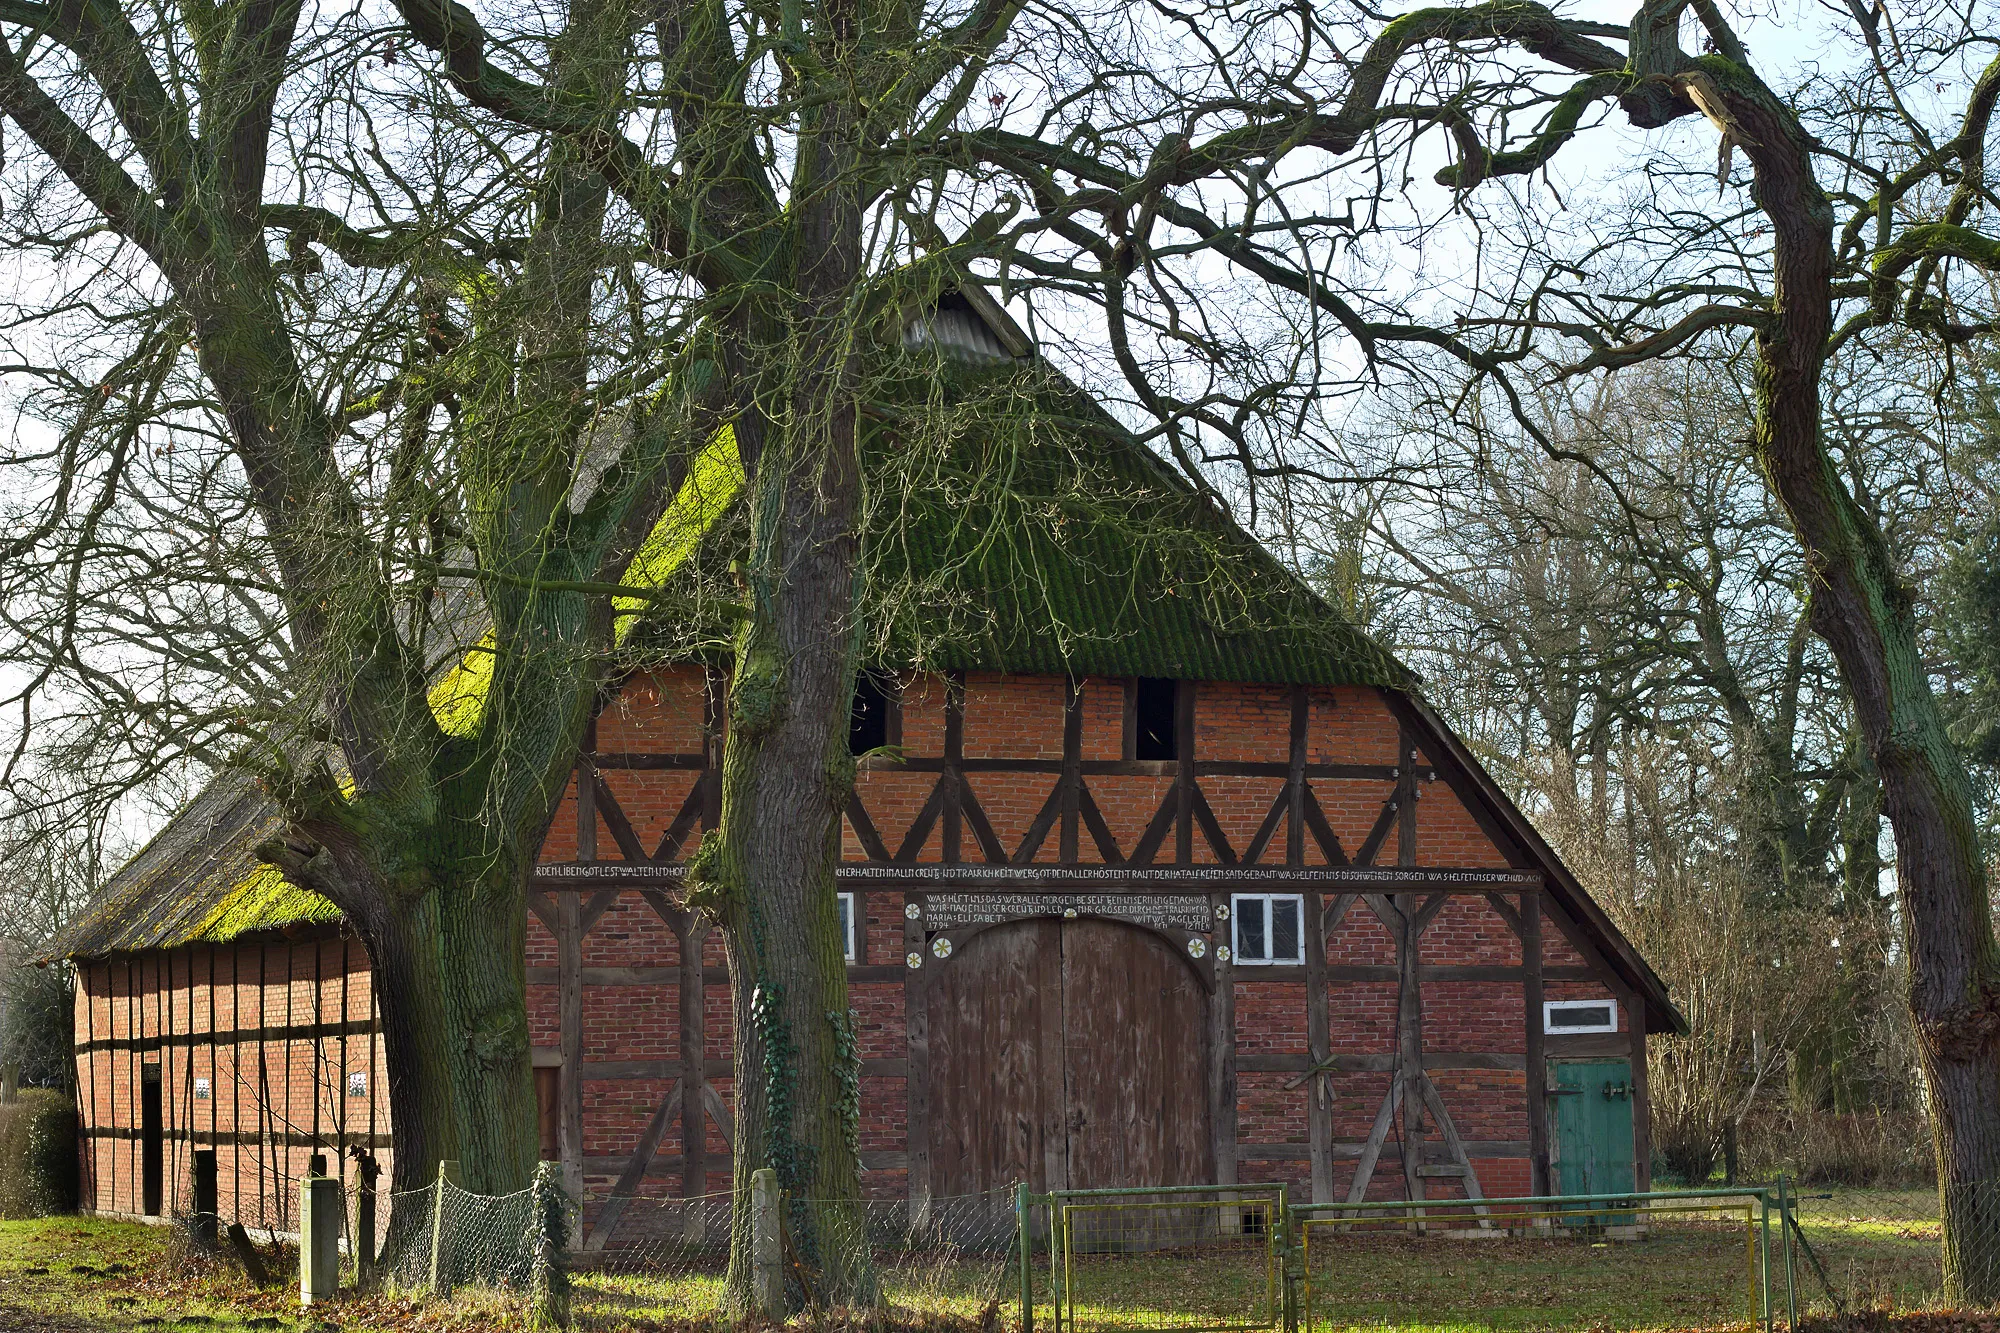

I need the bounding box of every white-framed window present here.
[1232,894,1304,965]
[838,892,858,963]
[1544,998,1618,1034]
[347,1070,368,1097]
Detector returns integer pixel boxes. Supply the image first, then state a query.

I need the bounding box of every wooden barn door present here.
[929,916,1211,1199]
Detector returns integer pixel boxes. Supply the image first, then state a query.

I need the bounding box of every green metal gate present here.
[1019,1184,1288,1333]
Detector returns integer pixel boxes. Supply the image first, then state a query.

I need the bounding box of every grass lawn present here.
[0,1189,1955,1332]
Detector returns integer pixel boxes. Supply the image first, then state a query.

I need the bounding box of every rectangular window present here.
[347,1070,368,1097]
[1232,894,1305,965]
[839,892,858,963]
[1544,998,1618,1033]
[193,1077,211,1101]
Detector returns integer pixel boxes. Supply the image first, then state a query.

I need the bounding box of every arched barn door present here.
[929,916,1211,1196]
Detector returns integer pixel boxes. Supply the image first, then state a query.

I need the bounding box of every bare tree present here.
[1259,0,2000,1294]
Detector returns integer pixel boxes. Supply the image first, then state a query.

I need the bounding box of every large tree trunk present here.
[268,832,541,1204]
[1721,59,2000,1304]
[703,29,875,1309]
[706,363,876,1311]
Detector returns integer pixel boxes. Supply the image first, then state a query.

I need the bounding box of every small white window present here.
[193,1077,211,1101]
[838,892,857,963]
[347,1071,368,1098]
[1232,894,1304,965]
[1544,999,1618,1033]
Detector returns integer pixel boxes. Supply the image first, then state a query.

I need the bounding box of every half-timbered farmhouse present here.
[57,294,1682,1248]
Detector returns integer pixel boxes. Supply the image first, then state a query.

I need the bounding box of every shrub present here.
[1738,1107,1935,1188]
[0,1089,78,1217]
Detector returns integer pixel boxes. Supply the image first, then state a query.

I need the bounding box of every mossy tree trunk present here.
[698,78,877,1311]
[1687,60,2000,1304]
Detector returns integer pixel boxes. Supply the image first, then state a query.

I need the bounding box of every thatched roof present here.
[54,771,338,959]
[58,293,1409,959]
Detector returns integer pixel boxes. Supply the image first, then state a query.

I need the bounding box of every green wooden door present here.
[1549,1059,1636,1204]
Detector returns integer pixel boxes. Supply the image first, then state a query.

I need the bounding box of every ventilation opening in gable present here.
[850,674,893,755]
[1135,678,1178,760]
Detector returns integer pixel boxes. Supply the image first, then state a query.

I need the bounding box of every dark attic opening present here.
[1134,677,1178,760]
[850,673,892,755]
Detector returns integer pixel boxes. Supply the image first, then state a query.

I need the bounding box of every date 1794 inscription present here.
[925,892,1212,931]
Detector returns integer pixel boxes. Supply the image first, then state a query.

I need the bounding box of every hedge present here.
[0,1090,78,1217]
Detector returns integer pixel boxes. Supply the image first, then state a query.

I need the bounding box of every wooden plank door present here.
[1549,1059,1636,1211]
[1059,918,1211,1190]
[929,918,1068,1195]
[929,916,1212,1207]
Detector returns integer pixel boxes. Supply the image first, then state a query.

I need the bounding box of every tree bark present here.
[705,373,876,1310]
[266,826,541,1202]
[701,71,875,1300]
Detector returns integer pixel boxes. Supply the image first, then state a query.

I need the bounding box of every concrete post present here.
[750,1168,785,1319]
[428,1160,459,1295]
[299,1175,341,1305]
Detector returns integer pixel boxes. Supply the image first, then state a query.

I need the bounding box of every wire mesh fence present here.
[1787,1185,1942,1315]
[571,1187,1023,1322]
[330,1172,1953,1330]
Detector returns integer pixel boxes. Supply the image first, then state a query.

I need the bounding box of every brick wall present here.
[72,934,387,1234]
[79,671,1646,1228]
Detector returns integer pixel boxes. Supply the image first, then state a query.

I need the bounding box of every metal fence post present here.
[1016,1183,1034,1333]
[428,1159,458,1296]
[1779,1175,1797,1329]
[1281,1198,1300,1333]
[352,1149,379,1286]
[300,1174,341,1305]
[751,1167,785,1319]
[1051,1199,1066,1333]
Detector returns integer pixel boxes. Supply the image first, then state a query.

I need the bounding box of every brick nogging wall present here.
[72,934,388,1234]
[74,670,1644,1229]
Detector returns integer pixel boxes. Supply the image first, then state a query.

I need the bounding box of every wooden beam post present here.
[1522,891,1547,1196]
[1303,891,1333,1204]
[680,914,709,1198]
[1290,687,1333,1201]
[1629,993,1651,1192]
[1287,687,1308,867]
[557,890,585,1201]
[1176,683,1197,864]
[1393,902,1425,1217]
[944,674,965,865]
[906,893,932,1221]
[1059,680,1082,863]
[1209,891,1238,1188]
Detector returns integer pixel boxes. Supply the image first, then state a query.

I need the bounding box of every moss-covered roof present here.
[54,772,341,959]
[859,368,1408,686]
[59,299,1410,958]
